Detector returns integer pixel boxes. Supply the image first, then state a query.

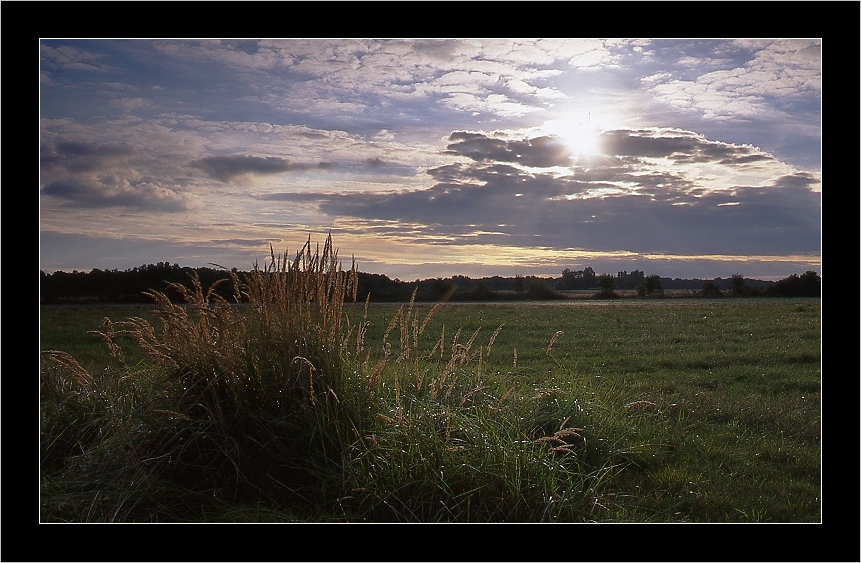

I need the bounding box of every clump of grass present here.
[41,235,620,522]
[42,235,363,518]
[332,298,621,522]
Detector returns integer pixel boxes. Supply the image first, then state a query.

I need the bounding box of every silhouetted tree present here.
[701,280,723,297]
[429,278,456,301]
[637,275,664,297]
[768,271,821,297]
[527,279,560,300]
[594,274,618,299]
[597,274,616,291]
[513,274,526,294]
[730,273,747,296]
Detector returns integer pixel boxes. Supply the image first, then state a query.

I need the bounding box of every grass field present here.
[40,294,820,523]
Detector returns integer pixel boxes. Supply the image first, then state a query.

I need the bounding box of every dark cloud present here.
[445,132,572,168]
[293,148,820,257]
[221,40,260,56]
[40,139,189,212]
[599,128,770,165]
[365,157,386,168]
[41,178,188,212]
[410,39,463,62]
[41,140,135,172]
[770,172,819,190]
[234,125,818,260]
[191,155,327,182]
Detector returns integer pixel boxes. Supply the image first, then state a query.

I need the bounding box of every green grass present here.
[40,257,820,522]
[343,298,821,522]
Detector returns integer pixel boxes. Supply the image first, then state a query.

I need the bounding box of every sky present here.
[40,39,821,282]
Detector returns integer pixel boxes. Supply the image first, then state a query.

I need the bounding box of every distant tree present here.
[617,269,646,289]
[527,279,559,300]
[513,274,526,294]
[470,281,496,301]
[597,274,615,291]
[429,278,456,301]
[595,274,618,299]
[768,271,821,297]
[799,270,821,297]
[558,268,577,290]
[730,273,746,296]
[701,280,722,297]
[646,275,663,294]
[582,267,597,286]
[637,275,664,297]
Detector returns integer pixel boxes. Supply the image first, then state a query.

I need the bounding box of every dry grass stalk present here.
[486,323,505,358]
[356,320,370,357]
[41,350,95,392]
[554,427,584,441]
[291,356,317,405]
[438,325,445,360]
[534,386,563,399]
[367,358,387,390]
[623,400,657,412]
[458,385,488,408]
[546,331,564,355]
[411,308,419,354]
[419,302,444,336]
[89,317,126,364]
[465,327,481,351]
[558,416,571,431]
[383,307,402,346]
[451,327,462,351]
[415,368,427,393]
[400,289,417,360]
[534,428,584,447]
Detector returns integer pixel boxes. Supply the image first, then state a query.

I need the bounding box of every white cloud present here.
[41,44,110,72]
[644,40,821,121]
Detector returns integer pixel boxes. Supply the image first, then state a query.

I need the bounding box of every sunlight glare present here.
[541,108,609,157]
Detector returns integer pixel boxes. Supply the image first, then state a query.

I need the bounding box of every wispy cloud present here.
[191,155,334,182]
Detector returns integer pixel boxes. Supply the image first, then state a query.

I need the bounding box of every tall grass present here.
[41,235,622,522]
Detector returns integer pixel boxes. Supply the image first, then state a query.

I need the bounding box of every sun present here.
[540,108,608,158]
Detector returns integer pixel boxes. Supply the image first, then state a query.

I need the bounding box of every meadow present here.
[39,242,821,522]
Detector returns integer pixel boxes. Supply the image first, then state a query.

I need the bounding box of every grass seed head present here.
[546,331,564,355]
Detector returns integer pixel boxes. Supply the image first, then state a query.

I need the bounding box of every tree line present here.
[39,262,820,304]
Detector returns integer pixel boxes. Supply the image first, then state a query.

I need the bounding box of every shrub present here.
[527,279,560,300]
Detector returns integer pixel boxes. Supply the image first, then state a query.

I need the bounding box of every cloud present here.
[40,138,190,212]
[288,127,821,258]
[643,40,821,121]
[190,155,332,182]
[410,39,463,62]
[598,127,770,165]
[41,140,136,172]
[41,177,189,212]
[143,39,616,121]
[445,132,572,168]
[39,39,821,279]
[41,44,111,73]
